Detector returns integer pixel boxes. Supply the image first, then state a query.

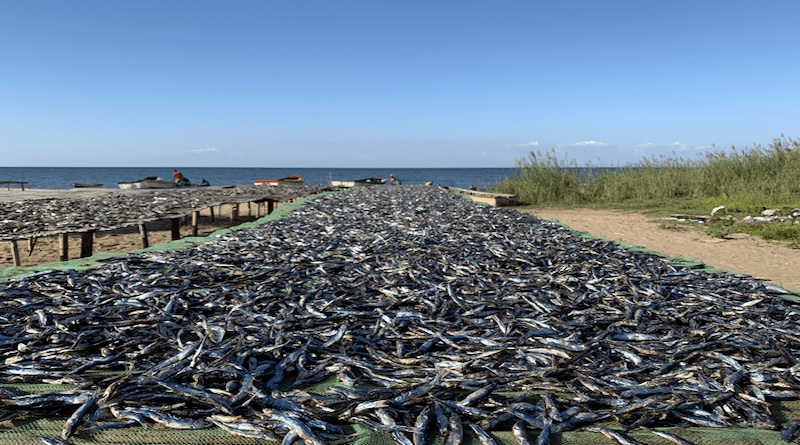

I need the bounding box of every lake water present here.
[0,167,516,191]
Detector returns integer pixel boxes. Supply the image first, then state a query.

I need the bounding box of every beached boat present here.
[253,174,304,186]
[439,185,517,206]
[141,178,178,188]
[117,181,143,189]
[330,177,386,187]
[72,183,105,188]
[118,177,177,189]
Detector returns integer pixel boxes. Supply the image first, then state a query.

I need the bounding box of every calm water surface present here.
[0,167,515,191]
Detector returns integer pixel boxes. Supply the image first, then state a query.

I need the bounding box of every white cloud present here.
[504,141,540,147]
[637,141,694,150]
[191,147,218,153]
[670,142,692,151]
[574,141,609,146]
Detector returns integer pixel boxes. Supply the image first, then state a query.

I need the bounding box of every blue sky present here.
[2,0,798,168]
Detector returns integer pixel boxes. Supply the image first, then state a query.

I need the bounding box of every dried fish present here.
[582,425,644,445]
[0,185,798,444]
[640,426,699,445]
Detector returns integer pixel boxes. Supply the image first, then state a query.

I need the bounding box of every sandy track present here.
[525,207,800,292]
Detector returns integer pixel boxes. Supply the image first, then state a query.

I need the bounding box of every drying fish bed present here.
[0,185,340,240]
[0,185,799,445]
[0,184,341,265]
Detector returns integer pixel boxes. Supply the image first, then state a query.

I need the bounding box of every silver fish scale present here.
[0,185,797,443]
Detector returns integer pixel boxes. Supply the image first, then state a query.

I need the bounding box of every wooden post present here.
[139,224,149,248]
[255,202,261,218]
[59,233,69,262]
[10,241,20,267]
[267,200,275,214]
[80,232,94,258]
[209,206,215,222]
[171,218,181,240]
[192,211,199,236]
[247,202,251,217]
[231,203,240,225]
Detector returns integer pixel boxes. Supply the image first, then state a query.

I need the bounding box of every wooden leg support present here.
[80,232,94,258]
[10,241,20,267]
[139,223,149,248]
[171,218,181,240]
[58,233,69,262]
[231,203,240,226]
[192,211,199,236]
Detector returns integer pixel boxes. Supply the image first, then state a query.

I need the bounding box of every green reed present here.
[491,149,590,205]
[494,135,800,246]
[495,135,800,210]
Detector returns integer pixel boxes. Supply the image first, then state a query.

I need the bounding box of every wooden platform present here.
[0,181,28,191]
[439,185,517,206]
[0,185,336,266]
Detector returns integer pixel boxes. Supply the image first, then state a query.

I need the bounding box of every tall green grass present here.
[495,135,800,211]
[491,149,588,205]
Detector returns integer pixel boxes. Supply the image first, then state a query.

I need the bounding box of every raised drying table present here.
[0,181,29,191]
[0,184,343,265]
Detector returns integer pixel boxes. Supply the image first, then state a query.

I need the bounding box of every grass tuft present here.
[496,135,800,247]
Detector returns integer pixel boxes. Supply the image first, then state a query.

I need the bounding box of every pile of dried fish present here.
[1,185,799,444]
[0,184,339,240]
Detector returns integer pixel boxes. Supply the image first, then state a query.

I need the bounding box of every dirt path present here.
[525,207,800,292]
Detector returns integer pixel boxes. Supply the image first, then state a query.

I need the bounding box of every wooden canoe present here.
[439,185,517,206]
[330,177,386,187]
[254,174,304,186]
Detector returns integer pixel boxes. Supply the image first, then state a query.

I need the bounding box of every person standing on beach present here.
[172,169,190,186]
[389,174,401,185]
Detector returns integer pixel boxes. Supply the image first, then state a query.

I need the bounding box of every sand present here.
[526,207,800,292]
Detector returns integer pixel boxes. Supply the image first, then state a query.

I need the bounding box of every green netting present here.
[1,192,799,444]
[2,406,795,445]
